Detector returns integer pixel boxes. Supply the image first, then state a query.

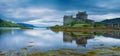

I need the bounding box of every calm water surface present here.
[0,28,120,53]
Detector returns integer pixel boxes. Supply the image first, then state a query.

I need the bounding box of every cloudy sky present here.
[0,0,120,26]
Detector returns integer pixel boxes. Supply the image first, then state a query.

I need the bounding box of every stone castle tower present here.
[63,15,73,25]
[63,11,93,25]
[76,11,88,20]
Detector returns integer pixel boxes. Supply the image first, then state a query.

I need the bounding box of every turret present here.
[76,11,88,19]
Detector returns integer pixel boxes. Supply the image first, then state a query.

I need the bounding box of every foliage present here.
[0,18,29,28]
[93,22,104,27]
[0,19,20,27]
[54,25,60,27]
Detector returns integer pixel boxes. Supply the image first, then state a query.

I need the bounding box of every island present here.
[50,11,120,31]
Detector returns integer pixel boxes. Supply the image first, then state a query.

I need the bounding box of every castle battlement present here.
[63,11,94,25]
[64,15,73,19]
[76,11,88,19]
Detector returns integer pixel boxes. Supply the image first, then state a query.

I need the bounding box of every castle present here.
[63,11,94,25]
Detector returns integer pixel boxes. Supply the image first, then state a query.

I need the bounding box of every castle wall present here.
[64,16,73,25]
[63,11,94,26]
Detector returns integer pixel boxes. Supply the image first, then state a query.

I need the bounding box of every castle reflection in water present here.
[63,32,94,47]
[63,31,120,47]
[1,29,120,47]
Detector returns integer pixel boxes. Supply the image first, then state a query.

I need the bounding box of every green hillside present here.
[0,18,20,27]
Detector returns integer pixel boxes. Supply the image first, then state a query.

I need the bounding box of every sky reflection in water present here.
[0,28,120,52]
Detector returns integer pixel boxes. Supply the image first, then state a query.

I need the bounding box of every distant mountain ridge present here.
[17,23,36,28]
[101,18,120,24]
[0,18,35,28]
[1,17,120,28]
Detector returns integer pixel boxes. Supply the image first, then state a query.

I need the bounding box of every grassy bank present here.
[50,27,120,32]
[1,47,120,56]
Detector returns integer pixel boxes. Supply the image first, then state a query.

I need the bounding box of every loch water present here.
[0,28,120,54]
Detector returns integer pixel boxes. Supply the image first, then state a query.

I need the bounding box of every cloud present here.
[95,0,120,9]
[4,8,57,19]
[26,19,63,26]
[0,0,120,26]
[1,8,63,20]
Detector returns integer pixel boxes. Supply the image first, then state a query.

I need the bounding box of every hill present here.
[17,23,36,28]
[0,19,35,28]
[0,19,20,27]
[101,18,120,24]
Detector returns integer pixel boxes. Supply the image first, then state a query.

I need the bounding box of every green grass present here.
[73,24,93,27]
[0,19,32,29]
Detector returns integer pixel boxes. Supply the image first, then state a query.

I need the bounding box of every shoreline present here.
[0,27,33,29]
[50,27,120,32]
